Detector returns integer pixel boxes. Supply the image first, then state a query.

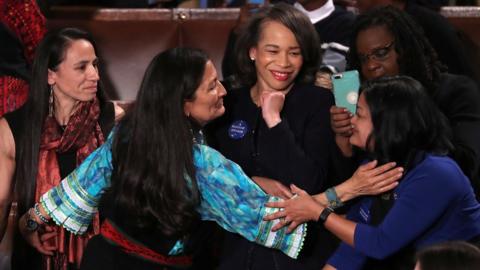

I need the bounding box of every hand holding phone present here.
[331,70,360,114]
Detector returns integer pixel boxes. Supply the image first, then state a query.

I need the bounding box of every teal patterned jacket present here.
[40,131,307,259]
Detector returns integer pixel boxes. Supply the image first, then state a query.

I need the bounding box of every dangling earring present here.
[250,57,255,61]
[49,85,54,117]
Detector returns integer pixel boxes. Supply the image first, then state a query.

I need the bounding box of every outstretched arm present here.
[20,138,307,259]
[263,160,403,233]
[266,162,463,260]
[314,160,402,208]
[265,184,357,246]
[194,144,307,259]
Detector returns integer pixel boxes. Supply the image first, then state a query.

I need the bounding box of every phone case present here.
[331,70,360,114]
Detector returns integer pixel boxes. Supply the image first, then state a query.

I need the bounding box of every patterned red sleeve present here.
[0,0,46,63]
[0,76,29,117]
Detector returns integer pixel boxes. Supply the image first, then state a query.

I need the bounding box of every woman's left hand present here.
[18,211,57,256]
[264,184,323,233]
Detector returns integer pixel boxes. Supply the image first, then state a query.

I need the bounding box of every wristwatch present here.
[318,207,333,224]
[25,208,39,232]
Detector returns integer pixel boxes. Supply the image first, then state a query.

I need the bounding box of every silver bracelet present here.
[33,203,49,224]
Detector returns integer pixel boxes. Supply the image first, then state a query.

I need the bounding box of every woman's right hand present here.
[336,160,404,201]
[18,210,57,256]
[330,106,353,137]
[260,91,285,128]
[330,106,354,156]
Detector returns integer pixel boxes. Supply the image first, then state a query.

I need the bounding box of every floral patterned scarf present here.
[36,98,104,269]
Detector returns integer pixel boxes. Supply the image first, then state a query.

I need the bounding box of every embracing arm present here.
[262,160,403,232]
[0,118,15,240]
[194,144,307,259]
[313,160,402,208]
[267,160,461,260]
[265,184,357,245]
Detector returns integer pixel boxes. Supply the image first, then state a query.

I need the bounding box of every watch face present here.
[26,219,39,231]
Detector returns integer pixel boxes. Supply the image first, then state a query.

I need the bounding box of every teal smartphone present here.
[331,70,360,114]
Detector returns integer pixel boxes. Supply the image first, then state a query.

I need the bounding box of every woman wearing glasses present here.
[330,6,480,200]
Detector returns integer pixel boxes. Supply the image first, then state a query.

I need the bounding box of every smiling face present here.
[356,25,400,80]
[350,93,374,150]
[249,20,303,93]
[47,39,100,104]
[184,60,227,127]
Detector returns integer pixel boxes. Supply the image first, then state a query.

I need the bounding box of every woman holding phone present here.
[329,7,480,200]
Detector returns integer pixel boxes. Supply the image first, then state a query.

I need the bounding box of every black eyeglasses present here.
[358,41,395,64]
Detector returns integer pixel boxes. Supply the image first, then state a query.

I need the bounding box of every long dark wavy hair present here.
[347,6,446,96]
[14,27,107,217]
[232,3,320,88]
[362,76,453,171]
[110,48,206,237]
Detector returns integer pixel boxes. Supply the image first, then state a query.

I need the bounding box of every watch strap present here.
[318,207,333,224]
[25,208,39,232]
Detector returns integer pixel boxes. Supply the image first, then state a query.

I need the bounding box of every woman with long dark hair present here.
[266,76,480,270]
[16,48,307,270]
[0,27,123,269]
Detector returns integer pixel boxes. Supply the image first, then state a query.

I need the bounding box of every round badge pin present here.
[228,120,249,140]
